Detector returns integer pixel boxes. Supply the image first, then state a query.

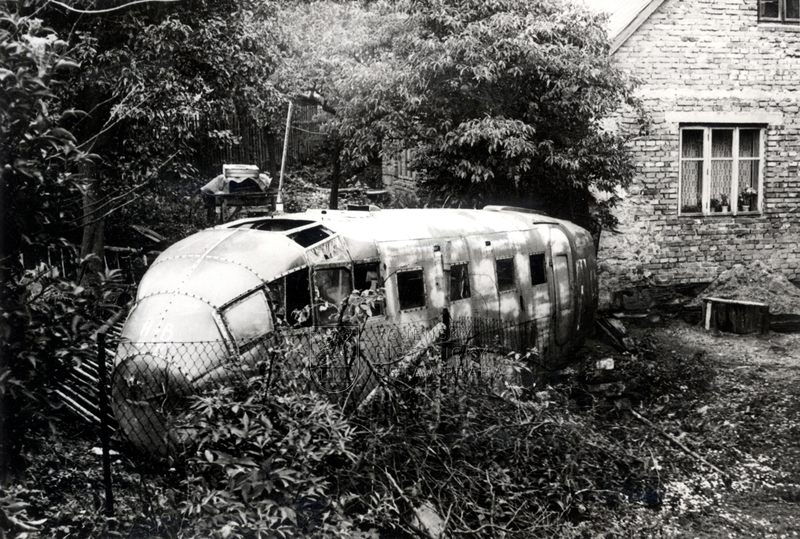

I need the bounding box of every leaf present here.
[54,59,81,71]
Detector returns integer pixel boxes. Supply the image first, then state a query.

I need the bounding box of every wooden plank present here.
[55,389,101,424]
[702,296,769,308]
[55,384,102,419]
[703,297,770,334]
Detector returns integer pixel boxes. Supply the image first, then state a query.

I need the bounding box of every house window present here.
[495,258,515,292]
[679,127,764,216]
[397,269,426,310]
[449,262,471,301]
[759,0,800,23]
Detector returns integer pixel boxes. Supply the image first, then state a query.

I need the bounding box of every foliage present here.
[272,0,406,203]
[175,376,360,538]
[326,0,639,230]
[156,329,703,538]
[0,11,92,481]
[1,263,128,473]
[0,0,285,480]
[47,0,285,242]
[0,13,84,253]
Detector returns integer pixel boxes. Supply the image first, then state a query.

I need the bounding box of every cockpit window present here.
[288,225,332,247]
[232,219,315,231]
[267,268,313,327]
[222,289,273,345]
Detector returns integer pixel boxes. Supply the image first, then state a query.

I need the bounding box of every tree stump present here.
[702,297,770,334]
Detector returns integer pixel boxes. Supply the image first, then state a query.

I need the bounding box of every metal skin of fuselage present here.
[112,207,598,454]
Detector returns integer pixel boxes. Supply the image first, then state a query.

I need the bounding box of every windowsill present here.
[450,297,471,303]
[758,22,800,31]
[679,211,763,218]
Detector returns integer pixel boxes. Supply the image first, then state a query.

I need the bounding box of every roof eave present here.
[610,0,667,54]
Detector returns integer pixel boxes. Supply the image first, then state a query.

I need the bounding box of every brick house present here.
[594,0,800,309]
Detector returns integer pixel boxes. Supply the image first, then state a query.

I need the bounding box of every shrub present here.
[175,375,360,538]
[165,338,665,538]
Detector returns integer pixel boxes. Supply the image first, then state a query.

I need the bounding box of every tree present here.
[273,0,403,208]
[0,12,88,482]
[0,0,285,480]
[332,0,638,231]
[44,0,284,261]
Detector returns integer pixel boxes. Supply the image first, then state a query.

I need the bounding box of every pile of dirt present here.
[693,261,800,315]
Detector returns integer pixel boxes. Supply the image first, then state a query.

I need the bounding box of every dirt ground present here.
[623,320,800,538]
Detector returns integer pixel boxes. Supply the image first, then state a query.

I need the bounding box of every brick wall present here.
[598,0,800,308]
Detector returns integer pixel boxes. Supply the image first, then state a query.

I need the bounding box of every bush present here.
[175,375,360,538]
[163,337,668,538]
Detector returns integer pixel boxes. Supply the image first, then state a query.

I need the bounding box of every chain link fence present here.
[101,313,545,458]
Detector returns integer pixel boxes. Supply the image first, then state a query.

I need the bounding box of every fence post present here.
[96,331,114,517]
[440,308,451,361]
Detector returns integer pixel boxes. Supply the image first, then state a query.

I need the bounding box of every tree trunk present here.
[266,130,279,181]
[79,175,105,283]
[329,140,342,210]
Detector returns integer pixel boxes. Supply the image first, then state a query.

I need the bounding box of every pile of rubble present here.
[693,261,800,316]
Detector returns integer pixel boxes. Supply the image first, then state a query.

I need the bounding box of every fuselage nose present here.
[111,351,193,456]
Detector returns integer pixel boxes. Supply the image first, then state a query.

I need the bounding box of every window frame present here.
[448,261,471,302]
[678,125,765,217]
[495,257,516,293]
[353,260,386,317]
[396,267,427,312]
[529,253,547,286]
[312,265,353,326]
[219,287,274,348]
[758,0,800,24]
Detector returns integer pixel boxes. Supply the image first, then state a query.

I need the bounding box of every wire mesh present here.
[104,314,548,457]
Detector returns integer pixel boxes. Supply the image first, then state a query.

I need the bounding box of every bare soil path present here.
[630,321,800,538]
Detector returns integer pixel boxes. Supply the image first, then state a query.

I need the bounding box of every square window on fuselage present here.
[496,258,515,292]
[397,269,426,310]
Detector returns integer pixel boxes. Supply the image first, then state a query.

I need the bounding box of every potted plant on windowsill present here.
[739,186,757,212]
[711,197,721,213]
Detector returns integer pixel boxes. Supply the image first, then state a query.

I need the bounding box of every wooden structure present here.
[702,297,770,334]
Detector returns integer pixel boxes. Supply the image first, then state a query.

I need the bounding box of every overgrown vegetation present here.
[123,330,719,537]
[7,321,800,537]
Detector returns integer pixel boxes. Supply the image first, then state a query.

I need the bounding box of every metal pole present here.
[276,100,294,214]
[96,331,114,517]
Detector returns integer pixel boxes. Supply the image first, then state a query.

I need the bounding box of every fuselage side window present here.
[354,261,384,316]
[314,266,353,325]
[268,268,312,327]
[495,257,515,292]
[449,262,471,301]
[529,253,547,285]
[354,262,381,291]
[397,269,426,310]
[286,268,312,327]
